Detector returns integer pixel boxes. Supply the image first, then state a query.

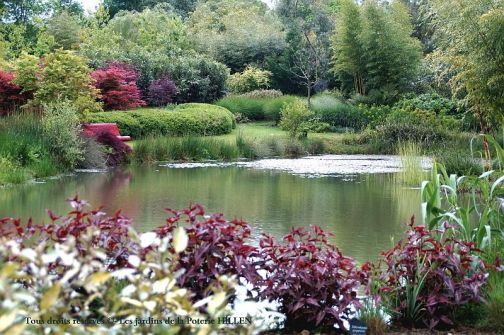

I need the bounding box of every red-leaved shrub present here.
[0,70,30,115]
[94,130,133,166]
[148,76,178,106]
[92,63,146,110]
[0,196,134,269]
[258,226,370,331]
[0,200,259,301]
[152,204,260,300]
[376,218,488,330]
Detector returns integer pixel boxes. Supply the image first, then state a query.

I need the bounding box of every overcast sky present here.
[79,0,275,13]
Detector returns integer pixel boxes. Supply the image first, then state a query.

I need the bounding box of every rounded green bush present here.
[87,104,234,138]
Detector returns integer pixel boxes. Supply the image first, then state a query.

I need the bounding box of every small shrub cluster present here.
[279,99,313,138]
[227,65,272,94]
[87,104,234,138]
[0,70,29,115]
[0,199,372,333]
[41,101,84,168]
[148,75,178,106]
[376,219,488,330]
[91,62,146,111]
[258,226,370,330]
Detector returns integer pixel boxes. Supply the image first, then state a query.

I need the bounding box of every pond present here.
[0,155,425,262]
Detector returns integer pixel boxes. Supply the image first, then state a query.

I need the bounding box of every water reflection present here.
[0,162,421,262]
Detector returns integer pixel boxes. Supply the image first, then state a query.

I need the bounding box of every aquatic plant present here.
[397,141,425,186]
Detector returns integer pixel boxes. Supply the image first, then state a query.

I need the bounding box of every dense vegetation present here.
[0,0,503,333]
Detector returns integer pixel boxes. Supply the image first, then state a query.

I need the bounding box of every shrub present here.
[92,62,146,111]
[0,70,29,115]
[358,104,391,129]
[311,94,368,130]
[168,54,229,103]
[374,122,449,150]
[394,93,459,116]
[387,107,461,131]
[93,130,132,166]
[241,89,283,99]
[151,204,259,300]
[258,226,369,331]
[280,99,313,138]
[148,75,178,106]
[87,104,234,138]
[376,219,488,330]
[216,95,298,122]
[263,95,299,123]
[227,65,272,94]
[42,101,84,168]
[12,51,102,118]
[0,200,247,334]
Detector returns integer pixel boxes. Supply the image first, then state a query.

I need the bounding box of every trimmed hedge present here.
[87,104,234,138]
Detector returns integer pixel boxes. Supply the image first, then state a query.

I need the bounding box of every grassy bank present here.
[0,114,64,186]
[131,121,483,167]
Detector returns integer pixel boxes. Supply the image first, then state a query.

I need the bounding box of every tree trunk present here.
[307,80,312,110]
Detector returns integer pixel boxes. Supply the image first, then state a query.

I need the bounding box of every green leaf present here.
[40,282,61,310]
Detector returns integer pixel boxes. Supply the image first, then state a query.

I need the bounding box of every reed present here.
[397,141,426,186]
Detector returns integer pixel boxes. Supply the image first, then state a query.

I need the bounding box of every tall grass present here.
[133,134,323,163]
[133,136,240,163]
[311,94,368,130]
[397,141,426,186]
[0,113,63,185]
[215,95,298,122]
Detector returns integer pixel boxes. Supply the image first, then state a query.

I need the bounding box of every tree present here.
[188,0,285,72]
[46,11,82,50]
[13,50,102,117]
[331,0,365,95]
[103,0,198,18]
[429,0,504,143]
[82,6,229,103]
[331,0,422,101]
[272,0,334,99]
[0,0,46,24]
[91,62,146,110]
[48,0,84,16]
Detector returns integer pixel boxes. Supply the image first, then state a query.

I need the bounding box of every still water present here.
[0,155,423,262]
